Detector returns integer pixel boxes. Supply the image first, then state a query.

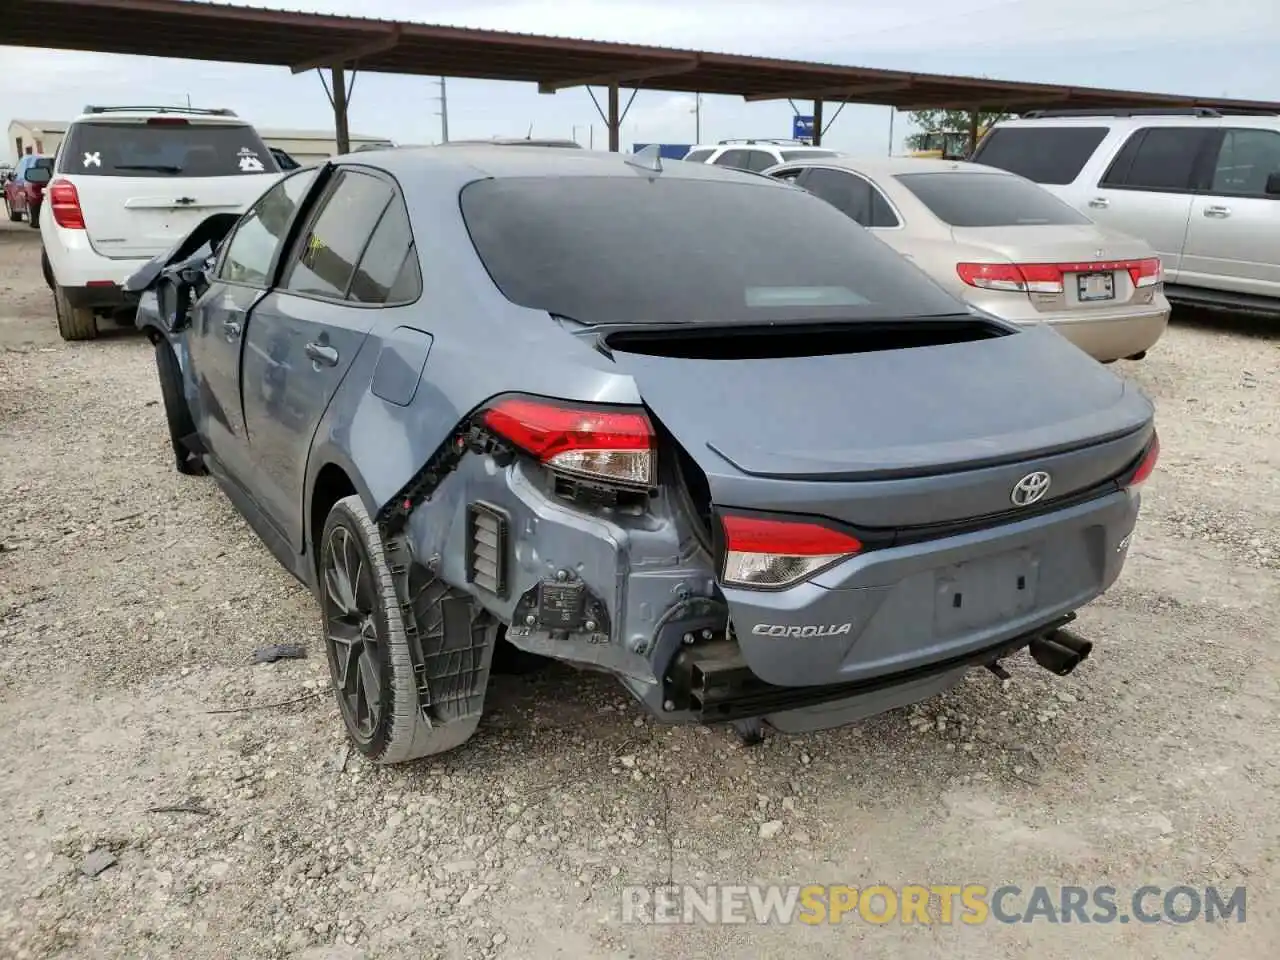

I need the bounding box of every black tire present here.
[319,495,495,764]
[26,201,40,228]
[154,339,204,475]
[53,286,97,341]
[40,249,54,291]
[4,198,19,223]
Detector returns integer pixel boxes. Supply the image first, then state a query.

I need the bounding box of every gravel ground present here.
[1,219,1277,960]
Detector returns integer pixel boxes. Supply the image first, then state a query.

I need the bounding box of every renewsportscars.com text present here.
[620,884,1247,926]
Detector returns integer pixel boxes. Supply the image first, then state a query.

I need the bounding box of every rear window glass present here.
[780,149,838,161]
[896,172,1092,227]
[970,126,1108,185]
[459,176,965,325]
[60,120,278,178]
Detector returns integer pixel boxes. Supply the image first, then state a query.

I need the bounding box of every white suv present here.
[971,108,1280,316]
[682,139,841,173]
[40,105,283,340]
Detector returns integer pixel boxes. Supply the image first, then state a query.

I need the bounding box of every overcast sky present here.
[4,0,1279,160]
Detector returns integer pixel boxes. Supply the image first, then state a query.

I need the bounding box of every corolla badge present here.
[1011,471,1052,506]
[752,623,853,638]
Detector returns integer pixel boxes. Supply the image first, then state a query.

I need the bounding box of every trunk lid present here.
[607,319,1151,488]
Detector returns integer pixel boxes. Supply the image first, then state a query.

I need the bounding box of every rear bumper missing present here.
[664,614,1076,724]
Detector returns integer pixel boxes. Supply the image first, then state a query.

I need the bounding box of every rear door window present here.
[1209,128,1280,198]
[802,168,874,225]
[216,167,319,287]
[347,197,421,304]
[682,148,714,163]
[970,126,1109,185]
[59,120,279,178]
[1099,127,1213,192]
[280,168,394,300]
[742,150,779,172]
[712,149,752,170]
[895,171,1092,227]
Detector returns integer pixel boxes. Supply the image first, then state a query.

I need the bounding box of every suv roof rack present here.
[80,104,238,117]
[717,138,807,146]
[1019,106,1229,119]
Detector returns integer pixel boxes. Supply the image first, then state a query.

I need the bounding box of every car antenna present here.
[625,143,663,174]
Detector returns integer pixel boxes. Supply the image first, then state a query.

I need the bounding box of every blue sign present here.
[792,115,815,141]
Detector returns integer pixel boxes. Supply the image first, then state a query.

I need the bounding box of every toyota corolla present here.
[128,146,1159,763]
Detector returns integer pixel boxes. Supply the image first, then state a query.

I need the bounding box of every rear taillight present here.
[481,396,655,488]
[1124,432,1160,493]
[48,179,85,230]
[957,262,1063,294]
[720,515,862,589]
[1127,257,1162,288]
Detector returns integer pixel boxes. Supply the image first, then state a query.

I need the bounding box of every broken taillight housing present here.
[720,514,862,589]
[481,396,656,488]
[1123,431,1160,493]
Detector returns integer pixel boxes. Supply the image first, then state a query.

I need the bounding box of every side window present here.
[281,169,394,300]
[803,168,873,226]
[744,150,778,172]
[868,186,901,228]
[216,167,318,287]
[682,148,714,163]
[1100,127,1211,192]
[1210,128,1280,198]
[347,196,420,304]
[769,166,805,183]
[712,149,751,169]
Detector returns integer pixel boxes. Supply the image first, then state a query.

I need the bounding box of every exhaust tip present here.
[1028,628,1093,677]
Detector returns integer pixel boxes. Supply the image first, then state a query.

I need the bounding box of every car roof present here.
[344,145,789,184]
[69,108,250,125]
[767,155,1012,178]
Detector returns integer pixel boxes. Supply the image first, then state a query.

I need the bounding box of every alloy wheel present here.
[322,524,384,742]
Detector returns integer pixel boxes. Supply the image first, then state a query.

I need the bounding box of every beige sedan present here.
[761,156,1170,362]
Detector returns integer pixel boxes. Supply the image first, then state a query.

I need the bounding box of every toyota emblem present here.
[1011,471,1051,506]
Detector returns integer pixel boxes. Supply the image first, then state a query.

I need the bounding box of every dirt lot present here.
[0,219,1277,960]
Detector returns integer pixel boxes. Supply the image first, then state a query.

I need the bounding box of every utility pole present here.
[692,93,702,143]
[432,77,449,143]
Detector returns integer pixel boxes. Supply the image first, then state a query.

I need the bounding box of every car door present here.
[1083,125,1219,281]
[187,166,320,482]
[1180,126,1280,298]
[239,166,401,550]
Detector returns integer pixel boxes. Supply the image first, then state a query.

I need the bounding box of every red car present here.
[3,154,53,228]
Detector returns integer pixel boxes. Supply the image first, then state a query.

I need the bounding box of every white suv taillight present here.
[481,397,656,488]
[48,179,85,230]
[720,514,863,589]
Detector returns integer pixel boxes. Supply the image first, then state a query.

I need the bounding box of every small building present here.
[8,119,390,165]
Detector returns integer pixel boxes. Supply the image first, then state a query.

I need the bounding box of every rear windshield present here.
[969,126,1109,185]
[59,120,278,178]
[780,149,838,161]
[896,171,1093,227]
[459,176,966,324]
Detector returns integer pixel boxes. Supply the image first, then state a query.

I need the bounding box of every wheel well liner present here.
[311,463,358,573]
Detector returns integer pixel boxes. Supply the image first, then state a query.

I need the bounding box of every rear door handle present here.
[1203,205,1231,218]
[222,318,242,340]
[1088,197,1109,209]
[305,342,339,367]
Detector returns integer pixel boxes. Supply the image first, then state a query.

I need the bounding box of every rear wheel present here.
[4,198,19,223]
[53,286,97,341]
[320,495,496,764]
[154,339,204,475]
[40,250,54,290]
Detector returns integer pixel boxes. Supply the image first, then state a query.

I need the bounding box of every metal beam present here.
[898,93,1066,111]
[290,27,401,74]
[744,80,911,103]
[332,65,350,154]
[607,82,620,152]
[812,99,823,147]
[539,58,699,94]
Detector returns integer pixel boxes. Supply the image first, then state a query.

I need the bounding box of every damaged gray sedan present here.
[129,146,1160,763]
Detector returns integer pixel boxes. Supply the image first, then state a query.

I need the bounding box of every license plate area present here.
[1076,271,1115,302]
[934,547,1041,634]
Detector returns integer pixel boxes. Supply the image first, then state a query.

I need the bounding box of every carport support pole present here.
[332,64,351,156]
[608,82,620,152]
[812,99,824,146]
